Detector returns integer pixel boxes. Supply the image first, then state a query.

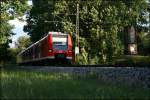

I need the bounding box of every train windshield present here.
[52,35,67,50]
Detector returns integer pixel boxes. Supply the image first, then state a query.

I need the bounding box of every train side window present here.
[27,50,29,60]
[22,53,24,60]
[32,47,34,59]
[28,50,29,60]
[34,46,36,58]
[29,49,31,59]
[24,53,25,60]
[30,49,32,59]
[23,53,25,60]
[38,43,41,57]
[24,52,26,60]
[35,45,38,58]
[26,50,28,60]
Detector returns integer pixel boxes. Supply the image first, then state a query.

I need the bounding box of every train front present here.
[48,32,73,62]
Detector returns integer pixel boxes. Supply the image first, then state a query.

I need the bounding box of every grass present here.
[1,70,150,100]
[115,55,150,66]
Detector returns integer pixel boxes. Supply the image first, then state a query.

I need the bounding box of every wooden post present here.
[75,0,80,63]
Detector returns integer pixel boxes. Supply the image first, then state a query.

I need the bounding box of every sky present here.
[9,1,32,48]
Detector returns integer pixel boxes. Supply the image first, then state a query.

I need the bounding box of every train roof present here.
[18,32,68,55]
[49,32,67,35]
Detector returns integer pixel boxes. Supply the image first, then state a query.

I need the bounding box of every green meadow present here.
[1,70,149,100]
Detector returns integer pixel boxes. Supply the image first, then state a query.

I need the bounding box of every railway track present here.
[19,66,150,88]
[2,66,150,88]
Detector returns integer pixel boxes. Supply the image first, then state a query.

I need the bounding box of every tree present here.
[137,32,150,55]
[136,1,150,55]
[24,0,58,42]
[16,36,31,52]
[0,0,28,66]
[0,19,14,65]
[54,0,149,64]
[7,48,19,64]
[24,0,149,64]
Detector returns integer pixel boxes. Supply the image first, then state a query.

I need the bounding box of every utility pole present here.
[76,1,79,47]
[75,0,80,63]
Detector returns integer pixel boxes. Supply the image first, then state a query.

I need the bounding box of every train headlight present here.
[68,50,72,53]
[49,50,52,52]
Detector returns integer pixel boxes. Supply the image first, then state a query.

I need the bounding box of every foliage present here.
[137,32,150,55]
[24,0,149,64]
[54,0,149,64]
[0,0,29,65]
[8,48,19,64]
[0,20,14,65]
[16,36,31,52]
[23,0,58,42]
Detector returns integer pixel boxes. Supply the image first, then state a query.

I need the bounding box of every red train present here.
[17,32,73,64]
